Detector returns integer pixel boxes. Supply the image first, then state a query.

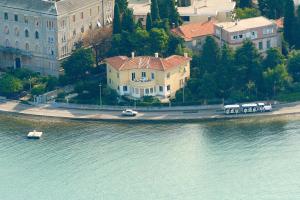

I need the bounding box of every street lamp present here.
[99,83,102,107]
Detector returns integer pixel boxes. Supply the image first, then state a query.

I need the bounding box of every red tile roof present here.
[105,55,191,71]
[171,20,215,41]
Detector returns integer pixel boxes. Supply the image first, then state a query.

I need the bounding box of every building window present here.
[150,88,154,93]
[35,31,39,39]
[73,15,76,22]
[258,41,263,50]
[159,86,163,92]
[14,14,18,22]
[24,16,28,24]
[239,34,243,39]
[145,88,149,94]
[267,40,271,49]
[25,29,29,37]
[14,27,19,36]
[4,26,9,35]
[123,86,128,92]
[81,12,84,19]
[142,72,146,78]
[167,73,170,79]
[25,43,29,51]
[5,39,10,47]
[151,72,155,80]
[167,85,171,91]
[131,72,135,81]
[4,12,8,20]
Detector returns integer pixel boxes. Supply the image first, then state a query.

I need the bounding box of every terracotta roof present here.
[275,18,284,29]
[105,55,191,71]
[171,20,215,41]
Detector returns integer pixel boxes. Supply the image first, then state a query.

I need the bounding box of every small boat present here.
[27,130,43,139]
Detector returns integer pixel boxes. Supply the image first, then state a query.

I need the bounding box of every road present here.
[1,100,300,122]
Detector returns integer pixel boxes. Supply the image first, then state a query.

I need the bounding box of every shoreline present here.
[1,100,300,123]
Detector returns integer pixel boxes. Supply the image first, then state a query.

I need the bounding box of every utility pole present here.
[99,83,102,107]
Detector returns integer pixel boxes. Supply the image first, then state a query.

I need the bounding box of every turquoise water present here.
[0,115,300,200]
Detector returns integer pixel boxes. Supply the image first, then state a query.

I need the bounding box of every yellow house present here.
[105,53,191,99]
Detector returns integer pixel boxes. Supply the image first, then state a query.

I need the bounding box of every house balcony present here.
[0,46,32,57]
[129,78,156,88]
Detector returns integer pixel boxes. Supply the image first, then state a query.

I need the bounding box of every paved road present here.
[1,100,300,122]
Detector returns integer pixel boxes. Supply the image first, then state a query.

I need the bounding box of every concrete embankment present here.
[1,100,300,122]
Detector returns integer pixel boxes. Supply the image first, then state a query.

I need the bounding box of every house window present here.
[258,41,263,50]
[123,86,128,92]
[167,85,171,91]
[239,34,243,39]
[232,35,238,40]
[73,15,76,22]
[24,16,28,24]
[81,12,84,19]
[150,88,154,93]
[25,43,29,51]
[14,14,18,22]
[167,73,170,79]
[151,72,155,80]
[131,72,135,81]
[4,12,8,20]
[267,40,271,49]
[142,72,146,78]
[159,86,163,92]
[25,29,29,37]
[145,88,149,94]
[35,31,39,39]
[15,28,19,36]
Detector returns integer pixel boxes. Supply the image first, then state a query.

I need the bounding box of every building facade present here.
[214,17,280,53]
[105,53,191,99]
[0,0,114,76]
[128,0,235,25]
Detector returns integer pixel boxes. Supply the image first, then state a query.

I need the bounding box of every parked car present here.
[122,109,138,117]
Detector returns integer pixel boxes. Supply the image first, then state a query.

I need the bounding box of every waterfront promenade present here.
[1,100,300,122]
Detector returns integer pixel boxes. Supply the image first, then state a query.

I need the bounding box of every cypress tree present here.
[151,0,160,22]
[238,0,253,8]
[295,6,300,49]
[168,0,181,27]
[146,13,152,31]
[116,0,128,14]
[122,9,135,33]
[284,0,296,46]
[113,4,121,34]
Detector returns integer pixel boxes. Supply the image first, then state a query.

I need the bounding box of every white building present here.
[0,0,114,76]
[129,0,236,25]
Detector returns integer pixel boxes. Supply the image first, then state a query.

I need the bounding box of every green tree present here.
[151,0,160,22]
[200,36,220,73]
[263,48,285,69]
[146,13,152,31]
[122,9,135,33]
[62,48,95,81]
[168,0,181,27]
[263,64,291,97]
[234,40,263,91]
[216,45,234,99]
[113,4,121,34]
[130,29,151,54]
[237,0,253,8]
[295,6,300,49]
[0,74,23,96]
[235,8,260,19]
[258,0,285,19]
[198,72,217,104]
[116,0,128,14]
[149,28,169,53]
[287,51,300,82]
[284,0,296,46]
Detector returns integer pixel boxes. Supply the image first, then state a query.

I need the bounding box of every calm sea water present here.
[0,115,300,200]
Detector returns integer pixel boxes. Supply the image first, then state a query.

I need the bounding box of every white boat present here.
[27,130,43,139]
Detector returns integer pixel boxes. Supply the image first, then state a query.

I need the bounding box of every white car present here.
[122,109,138,116]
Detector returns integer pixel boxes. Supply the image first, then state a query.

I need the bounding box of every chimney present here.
[131,52,135,59]
[154,52,159,58]
[184,52,188,58]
